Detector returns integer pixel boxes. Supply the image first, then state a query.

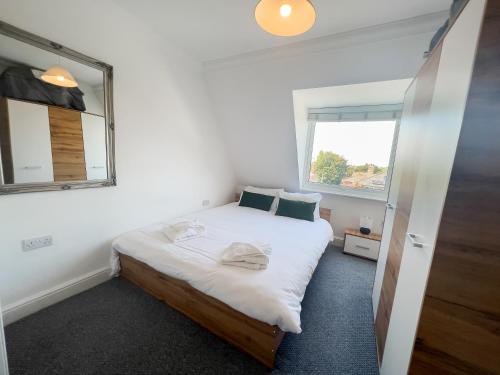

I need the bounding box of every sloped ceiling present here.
[115,0,451,62]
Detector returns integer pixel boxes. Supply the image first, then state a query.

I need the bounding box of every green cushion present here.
[275,198,316,222]
[239,191,275,211]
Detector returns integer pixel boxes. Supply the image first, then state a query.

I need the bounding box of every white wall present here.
[78,81,104,116]
[204,13,445,240]
[0,0,236,316]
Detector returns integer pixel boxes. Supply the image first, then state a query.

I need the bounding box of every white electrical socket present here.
[22,235,53,251]
[202,200,210,207]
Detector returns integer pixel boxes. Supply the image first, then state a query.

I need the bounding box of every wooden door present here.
[375,46,442,361]
[48,107,87,181]
[410,0,500,373]
[372,84,416,316]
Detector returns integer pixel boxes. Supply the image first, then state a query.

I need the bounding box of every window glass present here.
[308,120,397,192]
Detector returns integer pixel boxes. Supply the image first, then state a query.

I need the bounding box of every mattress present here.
[111,202,333,333]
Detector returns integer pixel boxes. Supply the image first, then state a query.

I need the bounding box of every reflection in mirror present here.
[0,22,114,194]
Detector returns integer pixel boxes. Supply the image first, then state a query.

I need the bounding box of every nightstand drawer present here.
[344,234,380,260]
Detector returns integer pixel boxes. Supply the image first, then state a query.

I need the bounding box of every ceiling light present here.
[280,4,292,18]
[255,0,316,37]
[41,65,78,88]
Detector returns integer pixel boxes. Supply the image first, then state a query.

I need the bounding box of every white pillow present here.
[242,186,284,212]
[278,192,322,220]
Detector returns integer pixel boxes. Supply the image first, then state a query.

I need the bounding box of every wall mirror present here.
[0,21,115,194]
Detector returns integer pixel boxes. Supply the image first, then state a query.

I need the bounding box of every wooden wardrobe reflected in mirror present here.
[0,97,107,184]
[48,105,87,182]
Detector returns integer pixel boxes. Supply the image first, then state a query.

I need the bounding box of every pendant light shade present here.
[41,65,78,88]
[255,0,316,37]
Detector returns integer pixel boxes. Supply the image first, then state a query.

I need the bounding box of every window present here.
[303,105,400,200]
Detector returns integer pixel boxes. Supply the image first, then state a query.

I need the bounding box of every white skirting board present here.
[2,267,111,326]
[333,236,345,247]
[0,299,8,375]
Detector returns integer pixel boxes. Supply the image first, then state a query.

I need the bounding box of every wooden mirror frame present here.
[0,20,116,195]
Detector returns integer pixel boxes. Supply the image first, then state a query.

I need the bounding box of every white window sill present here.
[301,183,388,203]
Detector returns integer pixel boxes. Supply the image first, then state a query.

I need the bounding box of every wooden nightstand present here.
[343,228,382,261]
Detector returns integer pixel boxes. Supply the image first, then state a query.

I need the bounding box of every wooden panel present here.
[48,107,87,181]
[344,228,381,242]
[0,98,13,184]
[410,1,500,373]
[375,46,442,360]
[119,254,285,368]
[372,81,417,318]
[319,207,331,222]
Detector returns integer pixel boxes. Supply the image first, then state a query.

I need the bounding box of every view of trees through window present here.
[308,121,396,191]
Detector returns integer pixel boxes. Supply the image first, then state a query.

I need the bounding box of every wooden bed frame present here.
[120,254,284,367]
[119,201,332,368]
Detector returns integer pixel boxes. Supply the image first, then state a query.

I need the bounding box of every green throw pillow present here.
[239,191,275,211]
[275,198,316,222]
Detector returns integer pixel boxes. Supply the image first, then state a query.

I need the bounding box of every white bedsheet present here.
[111,203,333,333]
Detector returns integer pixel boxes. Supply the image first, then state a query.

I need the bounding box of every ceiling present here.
[115,0,451,62]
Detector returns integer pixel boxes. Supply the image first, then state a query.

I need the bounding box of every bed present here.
[111,201,333,367]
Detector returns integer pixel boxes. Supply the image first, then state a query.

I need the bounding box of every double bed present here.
[111,201,333,367]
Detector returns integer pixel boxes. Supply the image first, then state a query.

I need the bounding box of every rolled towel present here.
[221,242,272,267]
[163,219,206,243]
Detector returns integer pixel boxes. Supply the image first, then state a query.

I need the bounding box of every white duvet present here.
[111,203,333,333]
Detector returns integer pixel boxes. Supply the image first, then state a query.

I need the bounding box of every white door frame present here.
[0,299,8,375]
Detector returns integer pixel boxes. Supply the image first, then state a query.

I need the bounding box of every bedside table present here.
[343,228,382,261]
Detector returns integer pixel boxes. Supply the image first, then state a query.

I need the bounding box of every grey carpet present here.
[5,246,379,374]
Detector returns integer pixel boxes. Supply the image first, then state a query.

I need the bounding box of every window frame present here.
[302,109,401,202]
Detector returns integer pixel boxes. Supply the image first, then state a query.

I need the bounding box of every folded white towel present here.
[163,219,206,243]
[221,242,272,269]
[221,260,267,270]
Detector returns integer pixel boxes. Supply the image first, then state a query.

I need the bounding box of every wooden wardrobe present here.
[372,0,500,373]
[0,97,107,184]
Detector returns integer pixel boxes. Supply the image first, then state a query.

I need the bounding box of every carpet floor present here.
[5,246,379,374]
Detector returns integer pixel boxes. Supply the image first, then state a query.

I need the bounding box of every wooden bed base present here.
[119,254,285,368]
[119,199,332,367]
